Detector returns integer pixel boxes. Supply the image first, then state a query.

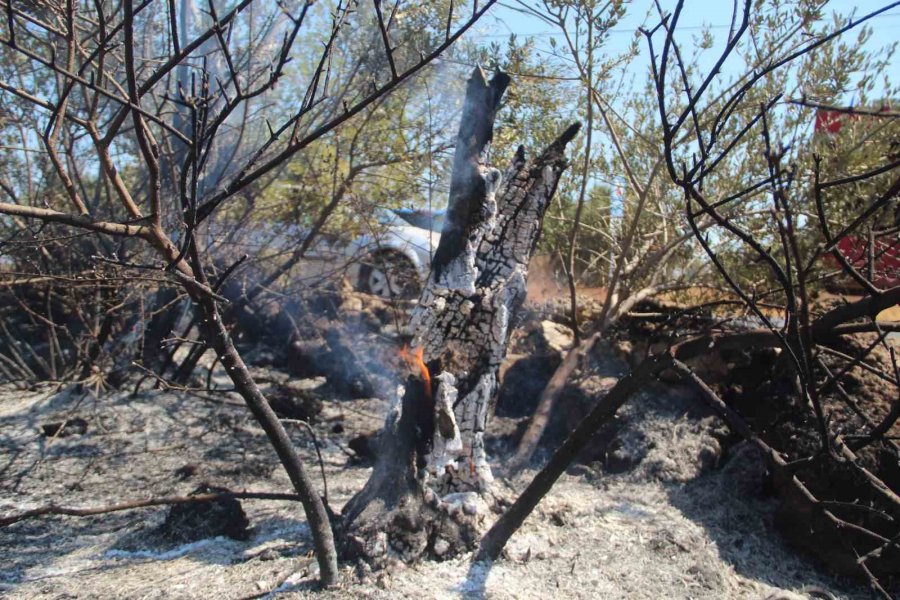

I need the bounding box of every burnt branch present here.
[0,491,303,528]
[477,352,671,562]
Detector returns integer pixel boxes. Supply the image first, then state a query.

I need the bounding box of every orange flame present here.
[400,344,432,401]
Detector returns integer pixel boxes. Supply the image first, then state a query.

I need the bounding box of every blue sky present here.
[475,0,900,101]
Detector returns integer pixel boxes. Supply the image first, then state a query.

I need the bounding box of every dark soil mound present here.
[713,337,900,582]
[159,485,250,543]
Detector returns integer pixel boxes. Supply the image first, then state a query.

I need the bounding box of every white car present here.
[347,208,444,299]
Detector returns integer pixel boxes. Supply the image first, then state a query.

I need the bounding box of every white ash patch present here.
[0,381,880,600]
[104,537,228,561]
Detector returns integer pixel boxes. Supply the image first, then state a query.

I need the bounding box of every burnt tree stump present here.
[340,67,579,565]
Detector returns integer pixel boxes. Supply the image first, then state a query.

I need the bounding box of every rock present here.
[348,431,378,462]
[529,320,574,355]
[379,323,403,338]
[433,537,450,556]
[256,548,280,561]
[441,491,489,520]
[340,293,364,313]
[286,376,327,392]
[159,484,250,542]
[285,339,329,379]
[614,340,634,362]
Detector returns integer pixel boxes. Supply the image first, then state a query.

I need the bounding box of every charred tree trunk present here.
[340,67,579,565]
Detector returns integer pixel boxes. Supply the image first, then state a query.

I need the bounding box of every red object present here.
[814,107,899,288]
[814,109,848,134]
[827,236,900,288]
[813,106,893,135]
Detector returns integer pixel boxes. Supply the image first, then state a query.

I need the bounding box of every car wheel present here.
[358,251,421,300]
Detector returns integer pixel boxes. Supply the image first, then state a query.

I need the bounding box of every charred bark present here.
[338,377,470,563]
[340,67,579,565]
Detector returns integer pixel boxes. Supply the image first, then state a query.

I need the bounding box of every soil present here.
[709,333,900,582]
[0,361,889,599]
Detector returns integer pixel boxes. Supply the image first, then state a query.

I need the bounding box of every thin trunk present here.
[143,220,340,584]
[193,292,339,585]
[505,331,601,473]
[566,16,593,345]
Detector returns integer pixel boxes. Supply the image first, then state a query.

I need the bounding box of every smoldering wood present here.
[340,67,579,564]
[412,114,580,494]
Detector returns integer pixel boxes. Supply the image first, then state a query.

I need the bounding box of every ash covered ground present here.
[0,288,892,599]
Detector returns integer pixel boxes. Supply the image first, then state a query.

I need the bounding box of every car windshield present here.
[392,209,445,233]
